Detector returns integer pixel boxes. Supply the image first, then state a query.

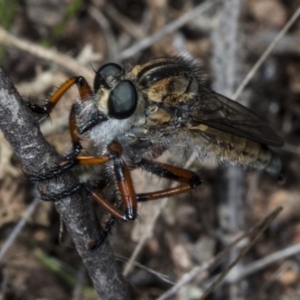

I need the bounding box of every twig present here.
[116,254,174,285]
[122,199,168,276]
[199,206,282,300]
[0,197,39,261]
[211,2,244,299]
[0,26,94,80]
[118,1,216,61]
[122,152,197,276]
[157,206,282,300]
[72,264,86,300]
[246,30,300,56]
[0,67,129,299]
[88,6,119,61]
[232,4,300,100]
[225,240,300,283]
[157,266,207,300]
[104,3,145,41]
[282,143,300,155]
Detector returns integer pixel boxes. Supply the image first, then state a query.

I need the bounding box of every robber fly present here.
[27,57,283,245]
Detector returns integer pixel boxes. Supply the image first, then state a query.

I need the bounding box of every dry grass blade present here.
[123,152,197,276]
[116,254,174,285]
[0,197,39,261]
[225,239,300,283]
[0,26,94,79]
[232,4,300,100]
[118,1,215,61]
[0,67,129,300]
[88,6,118,61]
[199,206,283,300]
[122,198,168,276]
[104,3,145,41]
[157,206,283,299]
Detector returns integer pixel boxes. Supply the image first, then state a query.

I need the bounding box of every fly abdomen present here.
[192,125,282,177]
[231,135,282,177]
[247,144,282,178]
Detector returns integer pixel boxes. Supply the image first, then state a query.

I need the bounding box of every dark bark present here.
[0,67,129,300]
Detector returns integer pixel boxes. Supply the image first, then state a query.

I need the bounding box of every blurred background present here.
[0,0,300,299]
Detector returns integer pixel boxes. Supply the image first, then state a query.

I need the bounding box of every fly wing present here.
[188,89,283,147]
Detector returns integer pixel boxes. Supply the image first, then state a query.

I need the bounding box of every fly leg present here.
[37,141,138,246]
[27,154,111,181]
[80,147,138,246]
[39,179,117,247]
[26,76,107,180]
[81,141,138,222]
[26,76,92,116]
[136,158,202,202]
[89,157,202,247]
[34,141,137,221]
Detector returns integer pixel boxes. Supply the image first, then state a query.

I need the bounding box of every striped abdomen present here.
[192,124,282,177]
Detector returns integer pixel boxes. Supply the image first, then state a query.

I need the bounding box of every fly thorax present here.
[88,116,136,152]
[144,105,172,127]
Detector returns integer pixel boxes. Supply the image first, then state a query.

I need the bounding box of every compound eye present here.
[94,63,123,91]
[108,80,137,119]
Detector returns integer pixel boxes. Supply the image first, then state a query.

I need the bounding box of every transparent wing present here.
[188,89,283,147]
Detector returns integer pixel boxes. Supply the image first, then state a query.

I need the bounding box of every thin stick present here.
[104,3,145,41]
[88,6,119,61]
[116,254,174,285]
[0,197,39,261]
[118,1,215,61]
[225,240,300,283]
[122,152,197,276]
[122,199,168,276]
[0,26,94,80]
[232,5,300,100]
[157,206,283,300]
[0,67,129,300]
[199,206,282,300]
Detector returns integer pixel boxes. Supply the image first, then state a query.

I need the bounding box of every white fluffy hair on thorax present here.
[89,118,134,152]
[76,98,138,154]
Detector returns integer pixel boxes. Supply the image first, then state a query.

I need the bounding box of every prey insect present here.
[26,57,283,246]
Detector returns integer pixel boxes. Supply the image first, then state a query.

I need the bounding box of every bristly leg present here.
[38,179,108,202]
[37,178,118,248]
[39,183,84,201]
[34,154,203,247]
[92,158,204,247]
[25,75,108,181]
[27,160,78,181]
[136,158,202,201]
[95,217,116,248]
[64,103,108,160]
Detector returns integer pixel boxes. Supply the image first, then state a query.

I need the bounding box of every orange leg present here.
[26,76,107,159]
[30,141,138,221]
[83,185,127,221]
[26,76,91,159]
[83,156,202,222]
[49,142,137,220]
[61,155,110,166]
[82,142,137,221]
[136,158,202,202]
[28,153,112,181]
[37,150,202,247]
[26,76,92,114]
[85,157,201,246]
